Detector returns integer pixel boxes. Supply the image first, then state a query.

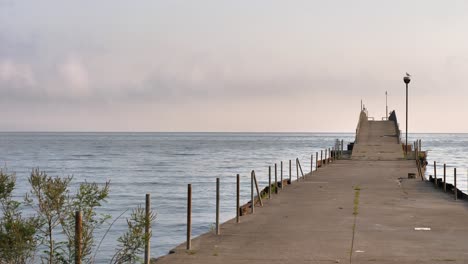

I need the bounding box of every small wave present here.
[71,154,95,158]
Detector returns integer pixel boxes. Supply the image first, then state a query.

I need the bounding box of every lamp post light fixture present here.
[403,73,411,157]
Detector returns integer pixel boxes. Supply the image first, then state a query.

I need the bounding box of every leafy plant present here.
[110,205,156,264]
[0,170,39,264]
[25,169,72,264]
[61,181,110,263]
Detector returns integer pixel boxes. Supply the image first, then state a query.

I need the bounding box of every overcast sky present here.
[1,1,467,132]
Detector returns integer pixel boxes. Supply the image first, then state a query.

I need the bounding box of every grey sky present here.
[1,1,468,132]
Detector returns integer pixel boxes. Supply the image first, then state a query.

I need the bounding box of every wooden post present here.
[316,152,318,170]
[274,163,278,194]
[289,160,292,183]
[251,171,254,213]
[268,166,272,199]
[236,174,240,223]
[216,178,220,235]
[443,164,446,192]
[144,194,150,264]
[454,168,457,201]
[187,184,192,250]
[433,161,437,188]
[280,161,283,190]
[75,211,82,264]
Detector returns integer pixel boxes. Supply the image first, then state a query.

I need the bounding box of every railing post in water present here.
[280,161,283,190]
[274,163,278,194]
[454,168,457,201]
[268,166,272,199]
[289,160,292,183]
[236,174,240,223]
[187,184,192,250]
[144,194,150,264]
[251,171,254,213]
[443,164,446,192]
[434,161,437,188]
[216,178,220,235]
[75,211,82,264]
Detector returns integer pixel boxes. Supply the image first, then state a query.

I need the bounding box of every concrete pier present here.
[155,111,468,264]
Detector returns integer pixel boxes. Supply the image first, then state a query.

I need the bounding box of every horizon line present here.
[1,131,467,134]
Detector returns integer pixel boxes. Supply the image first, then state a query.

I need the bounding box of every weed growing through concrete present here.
[350,185,361,263]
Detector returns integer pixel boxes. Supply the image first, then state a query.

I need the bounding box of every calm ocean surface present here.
[0,132,466,262]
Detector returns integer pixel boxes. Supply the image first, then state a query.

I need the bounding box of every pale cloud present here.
[0,60,35,86]
[1,0,468,131]
[57,56,90,96]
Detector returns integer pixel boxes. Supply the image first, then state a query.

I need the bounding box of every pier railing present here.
[181,141,345,254]
[72,140,350,262]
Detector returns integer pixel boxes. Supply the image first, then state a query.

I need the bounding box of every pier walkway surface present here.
[156,113,468,264]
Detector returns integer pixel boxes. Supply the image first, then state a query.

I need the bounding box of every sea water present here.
[0,132,465,262]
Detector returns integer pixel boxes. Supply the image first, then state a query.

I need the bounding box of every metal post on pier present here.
[316,152,318,170]
[144,194,151,264]
[296,159,299,181]
[443,164,446,192]
[251,171,254,214]
[434,161,437,188]
[325,149,327,165]
[75,211,82,264]
[187,184,192,250]
[321,150,323,167]
[280,161,283,190]
[341,140,344,158]
[274,163,278,194]
[236,174,240,223]
[216,178,220,235]
[253,170,263,207]
[403,74,411,157]
[311,154,313,173]
[454,168,457,201]
[289,160,292,183]
[268,166,272,199]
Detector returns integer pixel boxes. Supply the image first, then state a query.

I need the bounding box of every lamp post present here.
[385,91,388,119]
[403,74,411,157]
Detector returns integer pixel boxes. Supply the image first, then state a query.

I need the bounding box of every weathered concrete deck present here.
[156,112,468,264]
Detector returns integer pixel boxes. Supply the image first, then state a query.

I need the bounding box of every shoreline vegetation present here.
[0,169,156,264]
